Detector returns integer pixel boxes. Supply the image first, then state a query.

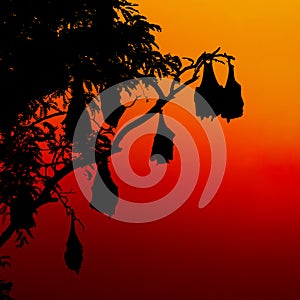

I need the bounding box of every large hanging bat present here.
[221,61,244,123]
[101,87,126,128]
[194,60,224,119]
[90,160,119,217]
[150,112,175,164]
[64,217,83,274]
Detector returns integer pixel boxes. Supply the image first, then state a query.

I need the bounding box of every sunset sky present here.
[3,1,300,299]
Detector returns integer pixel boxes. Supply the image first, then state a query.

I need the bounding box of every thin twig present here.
[124,96,140,108]
[25,112,66,128]
[53,186,85,231]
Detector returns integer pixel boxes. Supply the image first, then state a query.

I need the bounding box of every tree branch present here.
[0,223,15,248]
[26,112,66,128]
[0,48,237,249]
[34,163,74,209]
[112,49,235,151]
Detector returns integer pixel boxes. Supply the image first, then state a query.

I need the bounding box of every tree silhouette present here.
[0,0,244,295]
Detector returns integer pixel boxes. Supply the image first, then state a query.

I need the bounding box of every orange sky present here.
[136,0,300,164]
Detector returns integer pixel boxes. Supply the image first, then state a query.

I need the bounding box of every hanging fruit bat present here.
[150,112,175,164]
[90,159,119,217]
[221,61,244,123]
[194,60,224,119]
[101,87,126,128]
[64,217,83,274]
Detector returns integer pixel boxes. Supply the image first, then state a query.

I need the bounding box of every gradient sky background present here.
[2,1,300,299]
